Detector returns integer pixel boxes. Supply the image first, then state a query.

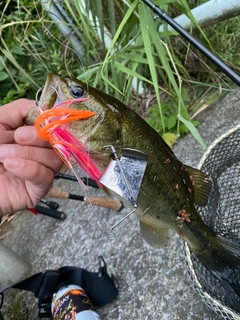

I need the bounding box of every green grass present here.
[0,0,239,147]
[1,291,29,320]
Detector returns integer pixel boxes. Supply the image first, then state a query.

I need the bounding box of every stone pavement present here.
[1,86,240,319]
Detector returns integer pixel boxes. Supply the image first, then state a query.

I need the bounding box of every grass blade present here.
[177,114,206,149]
[139,3,165,132]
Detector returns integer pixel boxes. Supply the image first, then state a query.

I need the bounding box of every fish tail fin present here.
[232,267,240,297]
[218,236,240,297]
[193,236,240,309]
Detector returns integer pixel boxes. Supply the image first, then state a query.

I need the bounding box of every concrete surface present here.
[0,241,31,288]
[1,86,240,319]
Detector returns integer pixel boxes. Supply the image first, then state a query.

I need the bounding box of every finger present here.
[15,126,51,148]
[0,144,63,174]
[0,163,5,174]
[0,124,15,144]
[3,157,55,199]
[0,99,36,129]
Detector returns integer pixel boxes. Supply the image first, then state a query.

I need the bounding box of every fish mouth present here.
[38,74,62,109]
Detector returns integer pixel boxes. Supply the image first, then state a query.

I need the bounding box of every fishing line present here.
[33,1,99,219]
[35,86,44,105]
[67,163,116,240]
[50,85,61,99]
[141,0,240,99]
[33,0,89,88]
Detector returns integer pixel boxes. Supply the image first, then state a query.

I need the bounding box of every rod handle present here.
[85,197,123,211]
[47,188,70,199]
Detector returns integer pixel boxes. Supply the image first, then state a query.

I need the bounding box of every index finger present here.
[0,99,36,129]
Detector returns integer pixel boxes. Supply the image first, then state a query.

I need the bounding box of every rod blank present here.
[141,0,240,86]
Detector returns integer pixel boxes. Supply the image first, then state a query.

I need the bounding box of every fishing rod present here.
[54,172,99,188]
[47,187,124,211]
[28,206,66,221]
[141,0,240,86]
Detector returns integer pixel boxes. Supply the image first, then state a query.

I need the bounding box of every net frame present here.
[185,123,240,319]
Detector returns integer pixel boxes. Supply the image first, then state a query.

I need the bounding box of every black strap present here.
[0,256,118,319]
[0,293,3,320]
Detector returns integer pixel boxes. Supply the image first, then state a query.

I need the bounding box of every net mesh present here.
[185,124,240,319]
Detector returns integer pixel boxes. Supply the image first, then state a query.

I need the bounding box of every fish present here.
[26,74,240,308]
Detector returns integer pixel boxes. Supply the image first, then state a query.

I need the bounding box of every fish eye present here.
[71,85,84,98]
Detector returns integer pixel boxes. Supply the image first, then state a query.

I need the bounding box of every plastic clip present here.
[37,271,59,318]
[38,303,52,318]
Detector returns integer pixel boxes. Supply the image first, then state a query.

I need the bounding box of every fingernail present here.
[16,126,37,142]
[0,146,15,158]
[6,157,24,169]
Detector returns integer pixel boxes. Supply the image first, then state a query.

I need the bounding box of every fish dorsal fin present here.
[184,165,212,206]
[140,220,170,248]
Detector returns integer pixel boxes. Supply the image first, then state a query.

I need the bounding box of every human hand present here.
[0,99,63,215]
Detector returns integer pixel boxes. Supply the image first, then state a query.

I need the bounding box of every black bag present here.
[0,256,118,319]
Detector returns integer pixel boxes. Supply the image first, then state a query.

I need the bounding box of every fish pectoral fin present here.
[185,165,212,206]
[140,220,170,248]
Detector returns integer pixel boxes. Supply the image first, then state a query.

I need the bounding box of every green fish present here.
[26,74,240,308]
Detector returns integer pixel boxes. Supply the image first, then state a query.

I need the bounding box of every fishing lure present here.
[34,97,117,239]
[34,98,101,183]
[33,94,144,239]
